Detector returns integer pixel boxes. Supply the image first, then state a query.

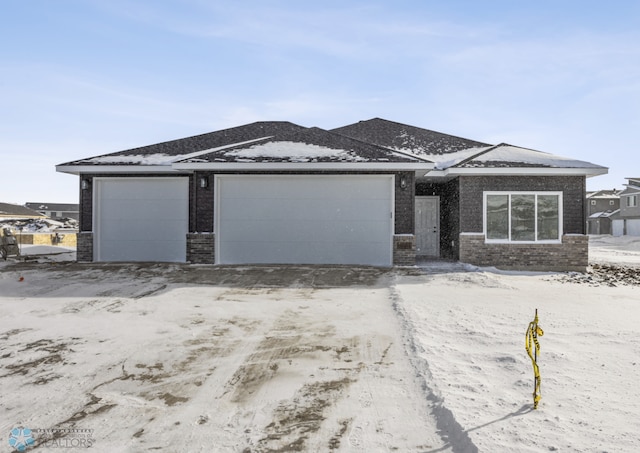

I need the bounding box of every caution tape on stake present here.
[525,309,544,409]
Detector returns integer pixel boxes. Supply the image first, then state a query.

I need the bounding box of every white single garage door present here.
[216,175,394,266]
[94,177,189,262]
[628,219,640,236]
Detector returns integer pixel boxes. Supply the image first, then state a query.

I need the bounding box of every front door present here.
[415,196,440,257]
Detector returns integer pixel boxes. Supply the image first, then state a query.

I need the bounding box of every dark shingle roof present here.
[60,121,427,166]
[454,143,607,170]
[56,118,606,174]
[59,122,309,165]
[331,118,490,157]
[179,124,425,164]
[0,203,46,217]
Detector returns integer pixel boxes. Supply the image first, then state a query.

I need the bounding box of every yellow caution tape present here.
[525,310,544,409]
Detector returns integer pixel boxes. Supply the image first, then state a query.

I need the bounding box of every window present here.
[609,200,615,205]
[627,195,638,208]
[484,192,562,243]
[591,200,596,205]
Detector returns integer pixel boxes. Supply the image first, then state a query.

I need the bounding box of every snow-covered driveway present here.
[0,264,450,452]
[2,239,639,453]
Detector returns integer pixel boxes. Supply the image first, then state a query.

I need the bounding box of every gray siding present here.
[620,193,640,219]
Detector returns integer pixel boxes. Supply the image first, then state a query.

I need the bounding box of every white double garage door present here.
[94,175,394,266]
[612,218,640,237]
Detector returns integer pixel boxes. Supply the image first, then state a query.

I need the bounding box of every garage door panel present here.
[628,219,640,236]
[95,178,188,262]
[222,240,390,265]
[217,175,393,266]
[100,182,183,200]
[219,199,387,223]
[219,218,390,243]
[101,219,188,241]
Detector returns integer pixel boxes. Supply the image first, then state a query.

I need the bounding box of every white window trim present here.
[483,191,563,244]
[626,194,638,208]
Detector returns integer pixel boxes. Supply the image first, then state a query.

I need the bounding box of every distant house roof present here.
[587,190,622,199]
[25,203,79,212]
[0,203,47,218]
[57,121,433,173]
[588,209,620,219]
[622,177,640,194]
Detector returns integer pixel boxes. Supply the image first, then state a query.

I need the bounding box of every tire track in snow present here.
[389,275,479,453]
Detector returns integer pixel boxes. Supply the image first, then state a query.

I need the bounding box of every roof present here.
[57,121,433,174]
[25,202,79,212]
[332,118,490,163]
[56,118,607,177]
[455,143,607,170]
[0,203,47,218]
[622,178,640,193]
[332,118,606,176]
[586,190,621,199]
[588,209,620,219]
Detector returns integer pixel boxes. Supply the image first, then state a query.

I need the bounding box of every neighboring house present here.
[25,202,79,221]
[586,190,621,217]
[0,202,46,220]
[586,189,621,235]
[587,210,620,235]
[613,177,640,236]
[56,119,607,271]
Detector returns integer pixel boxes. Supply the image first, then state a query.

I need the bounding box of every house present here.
[25,202,79,221]
[587,210,620,235]
[0,202,47,220]
[586,189,621,235]
[586,190,621,217]
[56,119,607,270]
[612,177,640,236]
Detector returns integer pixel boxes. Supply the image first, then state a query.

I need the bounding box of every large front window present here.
[484,192,562,242]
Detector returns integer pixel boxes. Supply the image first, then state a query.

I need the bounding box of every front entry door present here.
[415,196,440,257]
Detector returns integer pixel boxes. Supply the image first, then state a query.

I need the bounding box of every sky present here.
[2,0,639,204]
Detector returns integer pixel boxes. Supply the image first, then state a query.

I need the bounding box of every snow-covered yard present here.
[1,236,639,452]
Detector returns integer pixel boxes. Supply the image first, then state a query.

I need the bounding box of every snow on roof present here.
[222,141,368,163]
[587,190,621,199]
[462,144,605,169]
[589,210,620,219]
[78,153,177,165]
[408,146,492,170]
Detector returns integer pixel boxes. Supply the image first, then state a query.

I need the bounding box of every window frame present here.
[626,194,638,208]
[483,191,563,244]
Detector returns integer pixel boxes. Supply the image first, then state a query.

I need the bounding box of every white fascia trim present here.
[56,165,183,175]
[172,162,434,171]
[424,167,608,178]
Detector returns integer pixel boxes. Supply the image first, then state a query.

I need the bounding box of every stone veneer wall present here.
[187,233,215,264]
[393,235,415,266]
[459,234,588,271]
[77,232,93,262]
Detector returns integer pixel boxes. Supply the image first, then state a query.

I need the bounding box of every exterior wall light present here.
[199,176,209,189]
[81,179,90,190]
[400,175,408,190]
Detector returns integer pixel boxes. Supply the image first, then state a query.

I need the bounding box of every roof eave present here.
[424,167,608,178]
[56,165,182,175]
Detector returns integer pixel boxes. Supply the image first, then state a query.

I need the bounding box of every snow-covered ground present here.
[1,237,638,452]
